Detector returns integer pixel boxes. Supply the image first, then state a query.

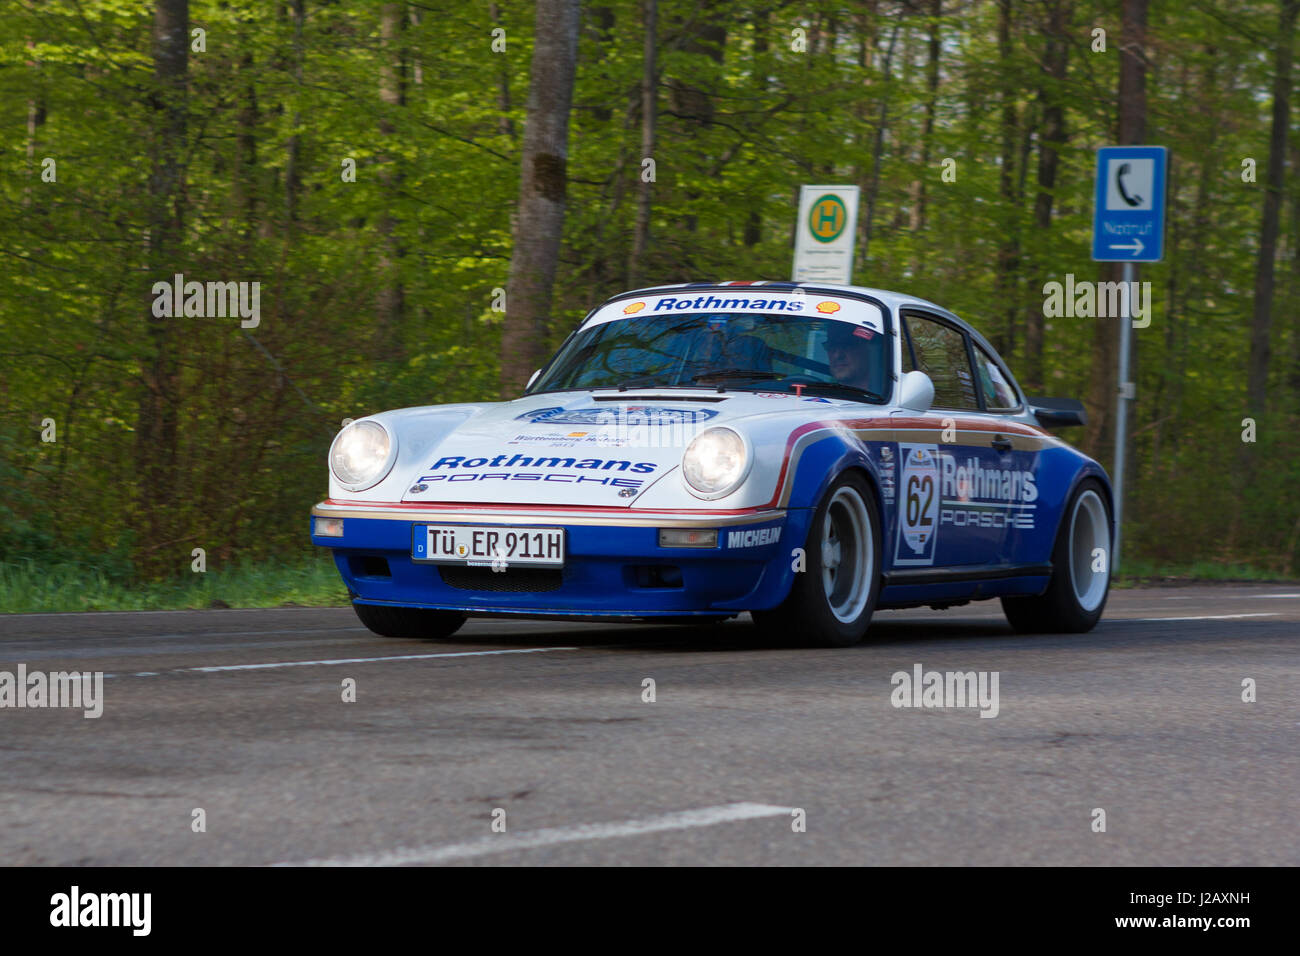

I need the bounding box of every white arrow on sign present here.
[1108,237,1145,256]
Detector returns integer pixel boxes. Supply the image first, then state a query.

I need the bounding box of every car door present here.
[968,340,1041,566]
[897,311,1007,569]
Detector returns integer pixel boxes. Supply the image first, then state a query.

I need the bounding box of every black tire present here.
[1001,478,1112,634]
[753,471,882,647]
[353,602,467,640]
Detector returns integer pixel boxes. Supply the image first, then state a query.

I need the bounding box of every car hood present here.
[391,389,860,508]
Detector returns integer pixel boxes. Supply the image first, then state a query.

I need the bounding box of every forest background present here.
[2,0,1297,610]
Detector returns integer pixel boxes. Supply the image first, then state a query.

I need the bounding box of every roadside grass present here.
[0,554,1293,613]
[1112,558,1296,588]
[0,555,349,613]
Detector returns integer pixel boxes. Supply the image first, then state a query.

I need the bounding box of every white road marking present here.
[101,646,580,678]
[279,802,795,867]
[1128,613,1280,622]
[1257,593,1300,598]
[0,607,349,618]
[192,646,579,672]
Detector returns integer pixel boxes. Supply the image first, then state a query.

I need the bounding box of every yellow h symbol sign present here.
[809,194,847,242]
[816,203,839,232]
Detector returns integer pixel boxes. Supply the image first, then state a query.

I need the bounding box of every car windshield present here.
[531,312,891,403]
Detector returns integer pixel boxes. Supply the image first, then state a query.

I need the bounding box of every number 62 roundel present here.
[894,444,940,567]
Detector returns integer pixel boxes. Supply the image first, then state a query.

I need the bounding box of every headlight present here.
[682,427,750,499]
[329,420,396,491]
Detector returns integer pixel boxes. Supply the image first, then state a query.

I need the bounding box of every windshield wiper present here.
[793,381,886,404]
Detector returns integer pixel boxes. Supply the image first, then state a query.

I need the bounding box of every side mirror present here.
[897,370,934,412]
[1028,396,1087,428]
[525,369,541,391]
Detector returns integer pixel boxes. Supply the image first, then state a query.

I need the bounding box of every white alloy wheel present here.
[821,485,874,624]
[1068,489,1110,612]
[752,471,882,647]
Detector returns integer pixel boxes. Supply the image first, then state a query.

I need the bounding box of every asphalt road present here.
[0,584,1296,866]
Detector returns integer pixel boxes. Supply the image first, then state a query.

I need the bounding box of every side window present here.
[904,314,979,409]
[972,346,1019,411]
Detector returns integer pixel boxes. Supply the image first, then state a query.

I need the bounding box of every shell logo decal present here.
[815,301,841,314]
[623,301,646,314]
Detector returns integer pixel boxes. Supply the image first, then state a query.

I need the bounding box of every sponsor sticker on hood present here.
[516,405,719,426]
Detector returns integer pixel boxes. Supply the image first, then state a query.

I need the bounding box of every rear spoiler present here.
[1027,397,1086,428]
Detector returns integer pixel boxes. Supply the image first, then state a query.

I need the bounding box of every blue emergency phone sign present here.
[1092,146,1167,262]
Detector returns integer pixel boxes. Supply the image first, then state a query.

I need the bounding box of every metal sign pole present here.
[1112,261,1135,572]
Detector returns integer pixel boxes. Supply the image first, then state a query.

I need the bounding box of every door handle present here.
[991,436,1013,452]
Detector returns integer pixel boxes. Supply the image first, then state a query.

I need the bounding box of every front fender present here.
[740,431,887,611]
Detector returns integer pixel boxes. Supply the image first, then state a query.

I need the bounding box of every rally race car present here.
[311,282,1113,647]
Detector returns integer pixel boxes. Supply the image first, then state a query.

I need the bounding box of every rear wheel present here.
[353,603,467,640]
[753,472,881,647]
[1001,478,1111,633]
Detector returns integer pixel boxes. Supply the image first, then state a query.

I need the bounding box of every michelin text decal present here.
[727,526,782,549]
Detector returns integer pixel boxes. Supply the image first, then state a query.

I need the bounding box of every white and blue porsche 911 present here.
[311,282,1113,646]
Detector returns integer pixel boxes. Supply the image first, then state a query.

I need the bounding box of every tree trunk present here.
[862,18,901,262]
[24,36,46,210]
[1164,47,1222,455]
[590,6,616,123]
[1084,0,1146,463]
[1246,0,1297,414]
[500,0,581,396]
[375,2,406,362]
[138,0,189,576]
[995,0,1020,358]
[1024,0,1070,392]
[744,6,769,248]
[911,0,941,233]
[233,48,258,229]
[285,0,305,227]
[490,2,515,140]
[665,7,726,237]
[1288,164,1300,402]
[852,2,877,254]
[628,0,657,287]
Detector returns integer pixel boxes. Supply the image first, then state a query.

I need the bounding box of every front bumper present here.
[310,501,807,618]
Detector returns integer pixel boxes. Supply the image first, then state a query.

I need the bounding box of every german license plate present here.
[412,524,565,568]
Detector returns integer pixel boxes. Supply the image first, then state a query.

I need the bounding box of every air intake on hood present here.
[592,394,729,402]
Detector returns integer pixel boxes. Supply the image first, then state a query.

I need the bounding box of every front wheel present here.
[753,472,882,647]
[353,602,467,640]
[1001,478,1112,633]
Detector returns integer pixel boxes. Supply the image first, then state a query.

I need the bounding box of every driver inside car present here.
[824,322,882,394]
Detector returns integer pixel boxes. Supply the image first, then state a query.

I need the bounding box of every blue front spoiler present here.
[311,511,812,618]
